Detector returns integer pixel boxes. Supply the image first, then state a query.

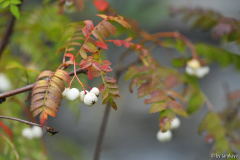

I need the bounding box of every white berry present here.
[185,59,210,78]
[31,126,43,138]
[156,130,172,142]
[62,88,70,97]
[90,87,100,97]
[187,59,200,69]
[22,128,34,140]
[0,73,11,92]
[84,93,98,106]
[66,88,80,101]
[170,117,181,130]
[79,90,89,102]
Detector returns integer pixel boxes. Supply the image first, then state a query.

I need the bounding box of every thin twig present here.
[201,91,215,112]
[0,68,87,99]
[93,51,140,160]
[0,15,15,58]
[0,115,40,127]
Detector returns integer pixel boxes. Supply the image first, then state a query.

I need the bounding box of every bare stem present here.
[0,115,40,127]
[148,32,199,60]
[93,50,141,160]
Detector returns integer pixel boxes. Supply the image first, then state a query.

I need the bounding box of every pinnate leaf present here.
[31,69,70,125]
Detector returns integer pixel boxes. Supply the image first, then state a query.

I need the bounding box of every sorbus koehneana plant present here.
[0,1,239,160]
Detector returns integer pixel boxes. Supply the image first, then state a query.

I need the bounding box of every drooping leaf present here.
[31,69,70,125]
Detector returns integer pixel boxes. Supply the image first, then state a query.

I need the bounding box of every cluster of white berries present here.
[0,73,11,92]
[185,59,210,78]
[21,126,43,140]
[62,87,99,106]
[156,117,181,142]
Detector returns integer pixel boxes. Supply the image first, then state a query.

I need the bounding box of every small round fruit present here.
[187,59,200,69]
[156,130,172,142]
[22,128,34,140]
[62,88,70,97]
[32,126,43,138]
[84,93,98,106]
[66,88,80,101]
[170,117,181,130]
[90,87,100,97]
[79,90,89,102]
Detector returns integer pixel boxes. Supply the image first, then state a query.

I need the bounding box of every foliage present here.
[0,1,240,160]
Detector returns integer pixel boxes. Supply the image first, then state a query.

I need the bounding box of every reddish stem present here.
[74,19,107,59]
[150,32,199,60]
[73,60,86,93]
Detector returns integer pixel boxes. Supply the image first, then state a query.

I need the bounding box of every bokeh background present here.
[2,0,240,160]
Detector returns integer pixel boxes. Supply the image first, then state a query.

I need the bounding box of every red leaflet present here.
[0,121,13,141]
[101,60,111,65]
[82,26,90,37]
[96,41,108,50]
[113,40,122,47]
[92,61,102,71]
[79,59,86,66]
[98,84,105,93]
[81,61,92,69]
[122,41,131,48]
[93,0,109,11]
[88,68,93,80]
[101,64,112,72]
[136,44,142,50]
[84,20,94,31]
[64,53,74,61]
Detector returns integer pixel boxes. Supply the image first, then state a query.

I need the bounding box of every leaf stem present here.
[148,32,199,60]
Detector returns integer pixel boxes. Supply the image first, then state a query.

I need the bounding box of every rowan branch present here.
[0,68,87,99]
